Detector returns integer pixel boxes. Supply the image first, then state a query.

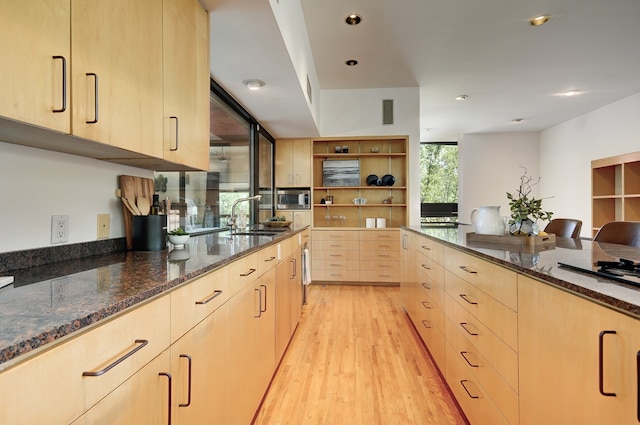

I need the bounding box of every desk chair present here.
[544,218,582,239]
[593,221,640,247]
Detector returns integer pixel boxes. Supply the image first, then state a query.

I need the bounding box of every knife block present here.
[132,215,167,251]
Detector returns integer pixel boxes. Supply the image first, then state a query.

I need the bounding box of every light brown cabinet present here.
[275,138,312,187]
[592,150,640,236]
[0,0,70,134]
[312,136,408,228]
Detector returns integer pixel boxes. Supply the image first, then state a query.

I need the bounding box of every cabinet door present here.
[275,254,293,360]
[71,351,171,425]
[275,139,311,187]
[0,0,70,133]
[71,0,163,157]
[162,0,209,170]
[519,275,640,425]
[170,306,230,425]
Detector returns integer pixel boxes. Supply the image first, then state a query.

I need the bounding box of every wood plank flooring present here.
[253,284,468,425]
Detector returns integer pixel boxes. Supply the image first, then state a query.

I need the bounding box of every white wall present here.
[459,132,541,228]
[319,87,421,224]
[0,141,153,253]
[539,92,640,236]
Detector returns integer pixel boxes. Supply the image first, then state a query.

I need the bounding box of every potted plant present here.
[167,227,190,248]
[506,168,553,236]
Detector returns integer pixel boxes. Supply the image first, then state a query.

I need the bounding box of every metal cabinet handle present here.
[459,265,477,274]
[260,284,267,313]
[264,256,276,262]
[158,372,172,425]
[459,294,478,305]
[460,351,479,368]
[86,72,98,123]
[421,245,431,251]
[421,264,431,270]
[460,380,479,399]
[52,56,66,112]
[421,320,431,329]
[82,339,148,376]
[599,330,617,397]
[460,322,478,336]
[421,282,431,290]
[291,258,297,278]
[195,289,223,305]
[421,301,431,309]
[636,350,640,422]
[169,116,179,151]
[240,268,256,277]
[254,288,263,318]
[179,354,192,407]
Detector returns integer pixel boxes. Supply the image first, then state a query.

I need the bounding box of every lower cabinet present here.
[275,243,302,361]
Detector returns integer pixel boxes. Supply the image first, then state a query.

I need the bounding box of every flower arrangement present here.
[506,167,553,235]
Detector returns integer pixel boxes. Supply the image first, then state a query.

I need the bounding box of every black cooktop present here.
[559,258,640,288]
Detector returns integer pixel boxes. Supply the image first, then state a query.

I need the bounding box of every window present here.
[154,79,274,234]
[420,142,458,225]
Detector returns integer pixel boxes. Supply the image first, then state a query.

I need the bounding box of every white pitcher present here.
[470,206,505,235]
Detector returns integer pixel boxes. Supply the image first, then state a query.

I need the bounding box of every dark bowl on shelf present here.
[382,174,395,186]
[366,174,379,186]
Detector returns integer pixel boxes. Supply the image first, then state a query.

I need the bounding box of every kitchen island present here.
[401,225,640,425]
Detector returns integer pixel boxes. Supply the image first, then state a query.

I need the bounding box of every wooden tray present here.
[466,232,556,251]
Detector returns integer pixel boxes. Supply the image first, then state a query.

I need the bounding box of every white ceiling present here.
[203,0,640,141]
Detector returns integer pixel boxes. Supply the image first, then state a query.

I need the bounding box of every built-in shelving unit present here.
[312,136,408,228]
[591,150,640,236]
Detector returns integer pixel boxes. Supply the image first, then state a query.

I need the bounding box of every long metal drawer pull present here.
[82,339,148,376]
[260,284,267,313]
[459,265,478,274]
[254,288,263,318]
[421,320,431,329]
[460,351,479,368]
[159,372,172,425]
[52,56,67,112]
[86,73,98,123]
[459,294,478,305]
[169,116,179,151]
[421,301,431,309]
[421,264,431,270]
[291,258,297,278]
[460,380,480,399]
[240,268,256,277]
[378,264,391,268]
[264,256,276,262]
[330,263,342,267]
[421,245,431,251]
[421,282,431,290]
[379,245,390,248]
[195,289,223,305]
[329,254,343,257]
[460,322,478,336]
[598,330,617,397]
[179,354,192,407]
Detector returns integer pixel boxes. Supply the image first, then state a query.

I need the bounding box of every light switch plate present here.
[97,214,110,239]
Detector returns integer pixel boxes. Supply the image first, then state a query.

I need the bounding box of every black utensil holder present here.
[132,215,167,251]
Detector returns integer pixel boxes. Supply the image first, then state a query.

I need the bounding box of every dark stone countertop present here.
[404,225,640,319]
[0,227,307,368]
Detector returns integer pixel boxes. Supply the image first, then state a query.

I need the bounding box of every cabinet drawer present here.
[170,267,228,343]
[415,317,445,370]
[445,293,518,392]
[313,239,359,251]
[0,296,170,425]
[311,230,359,241]
[416,257,445,309]
[359,239,400,252]
[359,247,400,260]
[445,247,517,311]
[226,252,259,295]
[258,244,278,275]
[313,257,360,271]
[313,269,359,282]
[447,316,519,425]
[359,229,399,241]
[360,260,399,273]
[445,270,518,350]
[360,269,399,283]
[415,235,445,264]
[446,340,511,425]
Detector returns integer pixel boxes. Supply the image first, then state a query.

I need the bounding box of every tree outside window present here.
[420,142,458,224]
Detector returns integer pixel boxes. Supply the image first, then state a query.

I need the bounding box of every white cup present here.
[366,218,376,228]
[376,218,386,228]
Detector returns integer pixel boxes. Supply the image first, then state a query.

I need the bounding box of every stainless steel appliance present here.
[276,188,310,210]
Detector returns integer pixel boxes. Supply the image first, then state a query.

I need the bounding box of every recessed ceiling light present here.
[242,79,265,91]
[512,118,524,123]
[345,59,358,66]
[345,14,362,26]
[455,95,469,101]
[530,15,551,26]
[561,90,582,97]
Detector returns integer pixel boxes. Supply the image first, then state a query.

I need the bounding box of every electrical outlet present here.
[51,215,69,244]
[97,214,110,239]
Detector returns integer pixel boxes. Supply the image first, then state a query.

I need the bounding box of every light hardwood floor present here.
[253,284,468,425]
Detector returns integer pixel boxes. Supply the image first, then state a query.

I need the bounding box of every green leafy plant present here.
[506,168,553,234]
[168,227,189,236]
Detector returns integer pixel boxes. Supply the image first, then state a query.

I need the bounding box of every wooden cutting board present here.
[119,175,155,249]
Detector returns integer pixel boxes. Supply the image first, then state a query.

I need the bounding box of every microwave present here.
[276,188,311,210]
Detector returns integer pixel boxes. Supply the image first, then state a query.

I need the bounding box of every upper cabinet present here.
[312,136,408,228]
[0,0,210,171]
[71,0,163,158]
[591,150,640,236]
[161,0,210,171]
[275,138,312,187]
[0,0,71,133]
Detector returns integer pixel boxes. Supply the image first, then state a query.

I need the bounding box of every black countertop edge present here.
[402,226,640,320]
[0,227,308,368]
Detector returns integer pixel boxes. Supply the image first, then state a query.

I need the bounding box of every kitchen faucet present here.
[229,195,262,234]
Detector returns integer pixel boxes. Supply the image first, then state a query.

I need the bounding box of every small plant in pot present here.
[167,227,190,248]
[506,168,553,236]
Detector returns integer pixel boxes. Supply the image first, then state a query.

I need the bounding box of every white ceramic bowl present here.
[168,234,190,248]
[352,198,368,205]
